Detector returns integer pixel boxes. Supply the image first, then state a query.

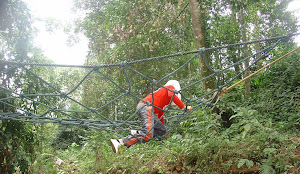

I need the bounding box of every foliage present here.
[51,125,86,150]
[0,0,33,63]
[0,1,65,173]
[27,107,299,174]
[0,120,38,173]
[248,56,300,132]
[1,0,299,173]
[0,0,38,173]
[216,54,299,132]
[74,0,201,117]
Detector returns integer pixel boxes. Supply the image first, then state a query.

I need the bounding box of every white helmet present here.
[164,80,181,105]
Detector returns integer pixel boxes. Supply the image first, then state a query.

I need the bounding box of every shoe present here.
[130,130,139,135]
[110,139,120,153]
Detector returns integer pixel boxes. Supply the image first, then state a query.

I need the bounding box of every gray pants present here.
[122,103,166,148]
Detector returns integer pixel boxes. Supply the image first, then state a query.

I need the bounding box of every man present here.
[110,80,192,153]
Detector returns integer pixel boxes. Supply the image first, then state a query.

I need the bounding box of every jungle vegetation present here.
[0,0,299,173]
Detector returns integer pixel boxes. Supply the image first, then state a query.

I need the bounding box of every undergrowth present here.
[30,108,299,174]
[29,58,299,173]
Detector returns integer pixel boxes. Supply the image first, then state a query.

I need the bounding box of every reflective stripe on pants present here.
[123,103,166,148]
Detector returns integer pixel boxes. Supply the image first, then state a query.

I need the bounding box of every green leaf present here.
[245,159,254,168]
[237,159,246,168]
[139,166,148,173]
[229,114,239,120]
[172,134,182,140]
[260,163,275,174]
[242,124,251,138]
[238,159,254,169]
[263,148,277,155]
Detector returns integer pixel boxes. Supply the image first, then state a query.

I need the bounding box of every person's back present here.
[142,85,184,124]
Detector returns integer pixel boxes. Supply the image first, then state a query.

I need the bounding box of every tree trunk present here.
[239,7,251,98]
[254,11,262,68]
[226,0,243,80]
[184,12,192,98]
[189,0,216,95]
[229,5,242,79]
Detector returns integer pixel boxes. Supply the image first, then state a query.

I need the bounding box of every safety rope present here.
[214,46,300,98]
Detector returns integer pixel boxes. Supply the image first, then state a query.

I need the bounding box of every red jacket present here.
[141,85,185,124]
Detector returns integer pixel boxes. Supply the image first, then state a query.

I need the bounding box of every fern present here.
[260,163,275,174]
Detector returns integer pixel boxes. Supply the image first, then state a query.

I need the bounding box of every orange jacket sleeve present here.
[167,86,185,109]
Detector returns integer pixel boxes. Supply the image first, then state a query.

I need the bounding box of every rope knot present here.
[199,47,205,53]
[164,110,169,114]
[93,66,99,71]
[212,87,228,99]
[60,93,67,98]
[146,101,151,106]
[25,112,32,116]
[51,107,57,112]
[121,61,127,67]
[50,107,56,112]
[186,98,191,103]
[152,79,158,85]
[81,122,88,128]
[80,120,87,127]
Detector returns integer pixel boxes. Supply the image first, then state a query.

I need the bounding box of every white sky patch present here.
[24,0,88,65]
[287,0,300,45]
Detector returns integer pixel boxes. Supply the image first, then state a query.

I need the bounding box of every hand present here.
[186,106,192,112]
